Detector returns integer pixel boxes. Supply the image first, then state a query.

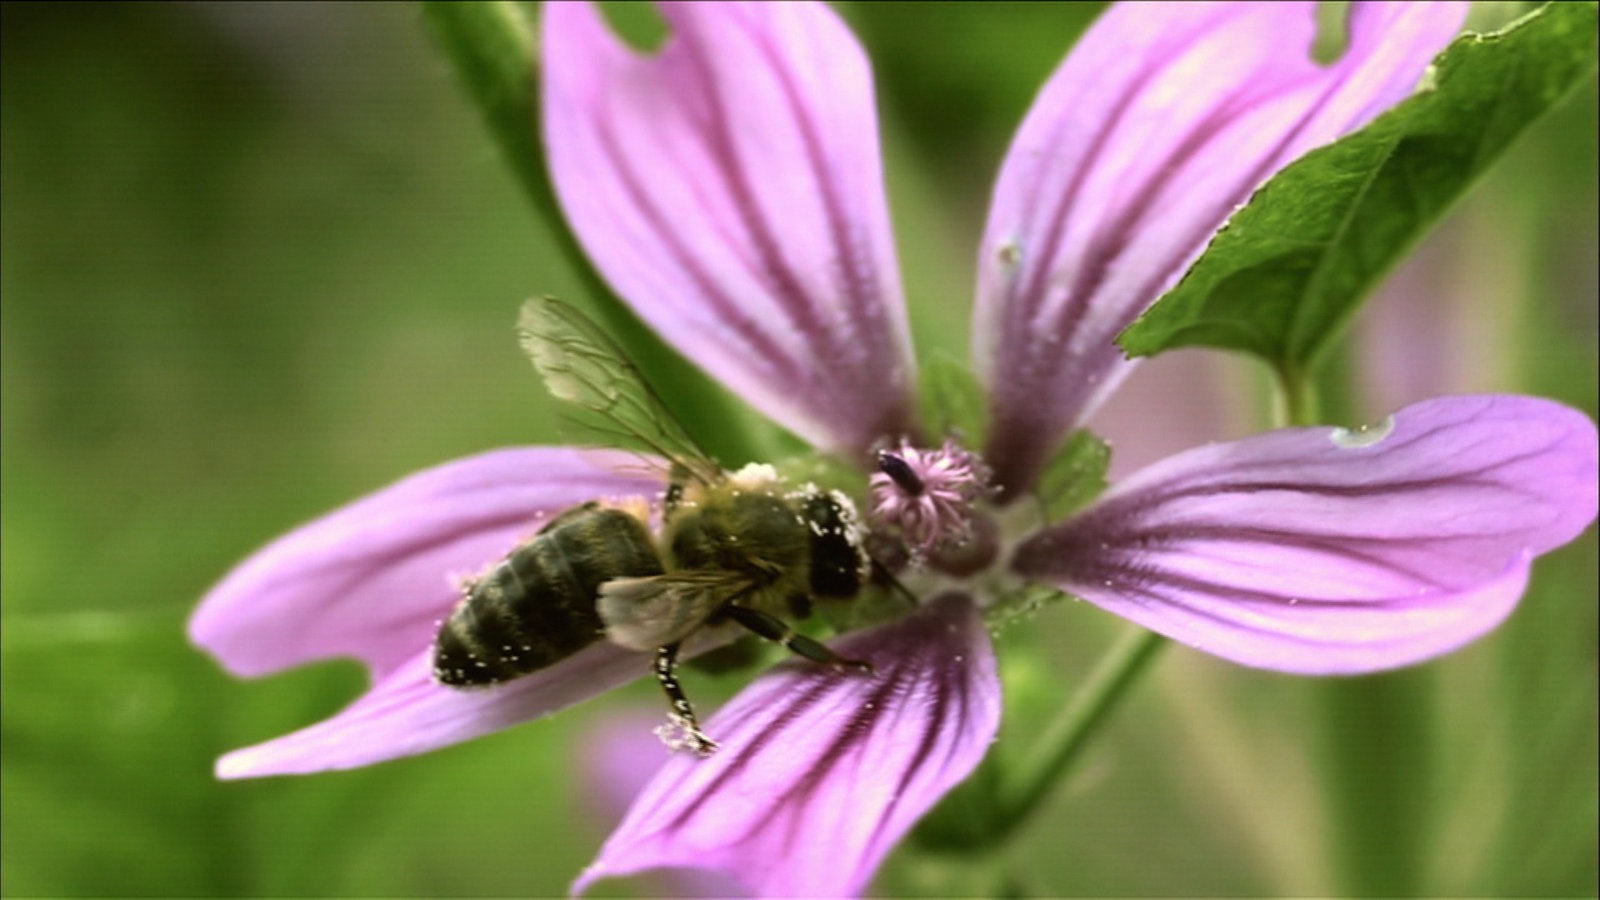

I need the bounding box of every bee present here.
[433,297,871,756]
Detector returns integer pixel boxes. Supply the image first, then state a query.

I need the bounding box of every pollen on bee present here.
[728,462,780,488]
[655,713,719,758]
[608,495,653,523]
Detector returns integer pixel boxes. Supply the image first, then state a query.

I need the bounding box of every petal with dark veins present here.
[543,1,917,460]
[1014,395,1598,672]
[976,2,1468,496]
[574,593,1000,898]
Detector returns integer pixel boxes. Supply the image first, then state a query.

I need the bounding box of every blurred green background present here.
[2,2,1594,897]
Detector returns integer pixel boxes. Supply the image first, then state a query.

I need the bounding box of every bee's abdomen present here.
[433,506,663,687]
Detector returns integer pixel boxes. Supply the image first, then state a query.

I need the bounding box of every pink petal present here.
[976,1,1468,496]
[542,1,916,459]
[1013,395,1598,673]
[574,593,1000,898]
[216,642,654,778]
[579,710,746,897]
[189,447,664,681]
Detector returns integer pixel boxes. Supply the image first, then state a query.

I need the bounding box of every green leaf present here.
[1118,2,1599,376]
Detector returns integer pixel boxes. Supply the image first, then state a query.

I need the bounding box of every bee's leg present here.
[868,553,921,609]
[653,642,719,757]
[721,604,873,674]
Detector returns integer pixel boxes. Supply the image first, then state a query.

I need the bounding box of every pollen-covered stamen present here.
[869,439,995,566]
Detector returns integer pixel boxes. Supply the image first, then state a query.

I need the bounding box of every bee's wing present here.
[597,571,751,651]
[518,297,721,485]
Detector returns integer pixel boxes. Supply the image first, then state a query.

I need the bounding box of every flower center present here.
[868,439,998,577]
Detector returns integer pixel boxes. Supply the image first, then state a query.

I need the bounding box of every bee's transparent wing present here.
[518,297,721,485]
[597,572,752,650]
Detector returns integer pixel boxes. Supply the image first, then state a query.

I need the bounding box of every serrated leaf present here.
[1118,2,1599,374]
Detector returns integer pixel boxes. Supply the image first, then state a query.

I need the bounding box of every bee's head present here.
[796,487,868,600]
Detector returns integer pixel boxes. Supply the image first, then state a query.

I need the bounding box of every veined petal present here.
[976,1,1468,496]
[217,642,654,778]
[189,448,664,681]
[579,711,748,898]
[1013,395,1598,673]
[543,1,916,459]
[574,592,1000,898]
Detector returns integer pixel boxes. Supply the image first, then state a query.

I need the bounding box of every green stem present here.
[1272,359,1320,428]
[420,2,764,465]
[992,627,1168,837]
[1313,670,1437,897]
[1269,355,1437,897]
[420,2,547,222]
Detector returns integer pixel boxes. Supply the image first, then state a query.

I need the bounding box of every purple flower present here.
[191,2,1598,897]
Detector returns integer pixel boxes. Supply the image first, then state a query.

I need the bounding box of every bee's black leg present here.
[868,553,921,609]
[654,642,718,757]
[721,604,873,674]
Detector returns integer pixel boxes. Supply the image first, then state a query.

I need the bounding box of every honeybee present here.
[433,297,871,756]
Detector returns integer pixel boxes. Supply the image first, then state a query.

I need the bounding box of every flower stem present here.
[420,2,547,224]
[1269,353,1437,897]
[1313,670,1437,897]
[420,2,766,465]
[992,626,1168,837]
[1272,359,1320,428]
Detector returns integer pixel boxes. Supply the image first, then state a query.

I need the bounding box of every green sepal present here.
[916,353,988,445]
[1032,428,1111,522]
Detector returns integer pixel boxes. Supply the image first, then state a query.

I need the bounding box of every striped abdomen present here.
[433,503,664,687]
